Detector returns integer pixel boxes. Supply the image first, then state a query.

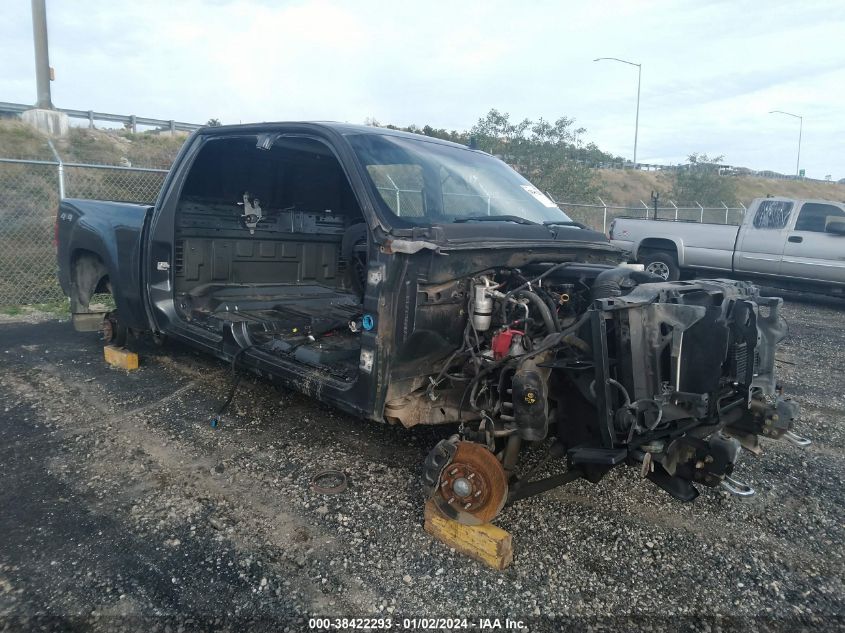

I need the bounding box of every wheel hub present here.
[430,441,508,525]
[645,261,670,279]
[452,477,472,497]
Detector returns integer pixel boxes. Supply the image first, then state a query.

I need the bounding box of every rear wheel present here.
[641,251,680,281]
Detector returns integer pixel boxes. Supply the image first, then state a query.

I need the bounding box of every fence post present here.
[640,200,649,219]
[697,202,704,223]
[385,173,401,216]
[670,200,678,220]
[598,197,608,233]
[47,139,64,200]
[722,202,729,224]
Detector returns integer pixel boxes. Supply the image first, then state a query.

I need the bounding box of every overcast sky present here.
[2,0,844,178]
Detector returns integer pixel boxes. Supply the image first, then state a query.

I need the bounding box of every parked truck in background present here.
[609,197,845,294]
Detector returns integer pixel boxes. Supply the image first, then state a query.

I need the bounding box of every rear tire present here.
[641,251,680,281]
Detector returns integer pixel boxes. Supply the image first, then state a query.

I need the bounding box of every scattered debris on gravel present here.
[0,292,843,631]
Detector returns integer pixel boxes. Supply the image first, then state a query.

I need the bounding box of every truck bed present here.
[611,217,740,273]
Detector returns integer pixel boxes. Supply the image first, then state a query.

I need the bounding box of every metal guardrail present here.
[0,101,201,133]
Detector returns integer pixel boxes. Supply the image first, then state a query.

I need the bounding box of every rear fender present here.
[636,237,684,267]
[59,199,151,330]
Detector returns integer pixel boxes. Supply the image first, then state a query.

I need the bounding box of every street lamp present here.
[594,57,641,165]
[769,110,803,177]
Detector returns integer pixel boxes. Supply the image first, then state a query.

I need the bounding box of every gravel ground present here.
[0,293,843,632]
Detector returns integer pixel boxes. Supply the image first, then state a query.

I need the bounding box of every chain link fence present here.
[376,187,426,217]
[1,156,746,307]
[558,199,746,233]
[374,185,745,233]
[63,164,167,205]
[0,158,166,306]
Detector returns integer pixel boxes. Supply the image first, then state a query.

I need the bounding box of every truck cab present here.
[739,197,845,284]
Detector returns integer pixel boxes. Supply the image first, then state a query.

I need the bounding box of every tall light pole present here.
[769,110,803,177]
[594,57,641,165]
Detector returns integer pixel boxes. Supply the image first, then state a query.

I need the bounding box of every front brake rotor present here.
[429,441,508,526]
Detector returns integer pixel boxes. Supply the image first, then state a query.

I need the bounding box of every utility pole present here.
[594,57,642,166]
[23,0,67,135]
[31,0,54,109]
[634,63,641,166]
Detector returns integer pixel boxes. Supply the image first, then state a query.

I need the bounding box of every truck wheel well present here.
[638,238,678,260]
[70,250,110,312]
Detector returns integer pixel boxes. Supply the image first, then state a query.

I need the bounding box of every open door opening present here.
[172,135,369,381]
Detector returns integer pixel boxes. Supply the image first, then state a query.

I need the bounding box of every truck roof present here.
[751,196,845,206]
[195,121,471,151]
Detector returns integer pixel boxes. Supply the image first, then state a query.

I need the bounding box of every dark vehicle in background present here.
[56,123,808,524]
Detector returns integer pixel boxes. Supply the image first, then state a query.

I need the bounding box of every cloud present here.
[0,0,843,178]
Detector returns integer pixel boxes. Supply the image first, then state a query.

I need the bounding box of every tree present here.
[206,118,222,127]
[470,110,601,202]
[470,109,531,158]
[671,153,738,206]
[368,109,621,202]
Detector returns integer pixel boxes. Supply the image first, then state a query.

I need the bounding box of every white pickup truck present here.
[610,197,845,294]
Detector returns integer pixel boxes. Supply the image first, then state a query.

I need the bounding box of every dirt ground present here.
[0,292,843,632]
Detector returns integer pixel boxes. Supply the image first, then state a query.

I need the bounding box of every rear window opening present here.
[172,135,369,380]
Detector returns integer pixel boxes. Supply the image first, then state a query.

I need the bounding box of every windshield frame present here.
[344,132,573,230]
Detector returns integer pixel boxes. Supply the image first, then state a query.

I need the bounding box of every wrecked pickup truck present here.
[56,122,808,524]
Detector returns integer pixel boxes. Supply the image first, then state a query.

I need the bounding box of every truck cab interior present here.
[172,135,369,381]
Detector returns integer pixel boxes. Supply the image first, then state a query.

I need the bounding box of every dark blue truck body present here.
[53,122,807,524]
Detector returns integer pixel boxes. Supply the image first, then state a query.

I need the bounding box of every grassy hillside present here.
[0,119,187,167]
[1,118,843,207]
[0,120,187,306]
[594,168,845,208]
[0,119,55,160]
[731,176,845,205]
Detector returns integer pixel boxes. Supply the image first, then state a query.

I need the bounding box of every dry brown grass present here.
[0,119,54,160]
[0,118,188,168]
[594,168,845,207]
[3,117,843,209]
[731,176,845,204]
